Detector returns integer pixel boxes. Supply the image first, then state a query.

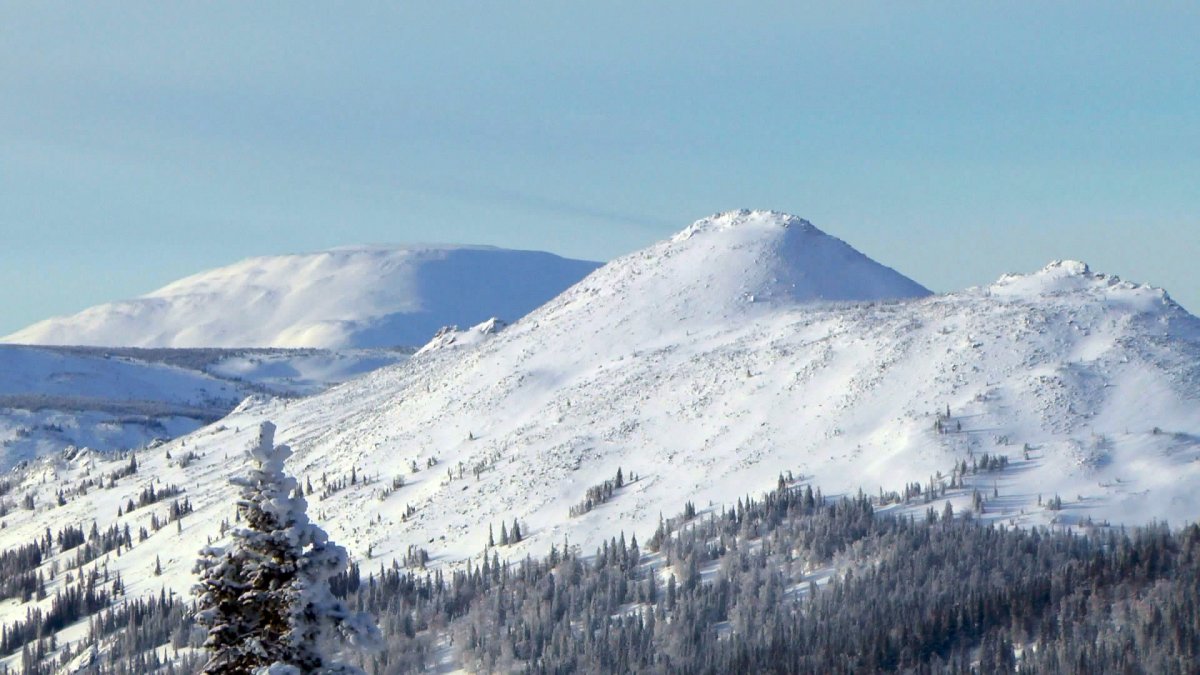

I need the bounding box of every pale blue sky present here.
[2,2,1198,334]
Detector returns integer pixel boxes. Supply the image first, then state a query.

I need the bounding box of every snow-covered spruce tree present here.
[194,421,380,674]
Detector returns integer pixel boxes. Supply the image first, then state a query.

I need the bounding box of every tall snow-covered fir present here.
[194,421,379,674]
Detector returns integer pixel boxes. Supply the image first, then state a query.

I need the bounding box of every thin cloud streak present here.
[403,177,678,234]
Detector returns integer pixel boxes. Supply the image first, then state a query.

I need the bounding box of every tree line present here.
[3,442,1199,672]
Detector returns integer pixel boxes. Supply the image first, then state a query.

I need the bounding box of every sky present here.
[2,2,1198,334]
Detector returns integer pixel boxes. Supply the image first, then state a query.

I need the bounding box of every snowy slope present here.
[0,346,244,403]
[2,211,1198,668]
[0,345,248,469]
[0,345,409,469]
[2,245,601,349]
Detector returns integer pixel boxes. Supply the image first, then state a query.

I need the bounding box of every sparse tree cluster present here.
[568,468,633,517]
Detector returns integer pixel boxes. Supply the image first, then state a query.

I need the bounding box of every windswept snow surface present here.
[2,211,1199,667]
[3,245,601,349]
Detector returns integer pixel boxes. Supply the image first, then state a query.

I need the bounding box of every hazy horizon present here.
[3,3,1198,333]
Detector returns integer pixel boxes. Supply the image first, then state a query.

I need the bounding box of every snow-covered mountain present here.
[167,211,1190,567]
[2,210,1198,669]
[2,245,601,349]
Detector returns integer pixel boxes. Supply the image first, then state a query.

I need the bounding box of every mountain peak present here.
[659,210,932,308]
[673,209,818,241]
[990,259,1114,295]
[527,211,931,341]
[1039,259,1091,276]
[986,260,1185,318]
